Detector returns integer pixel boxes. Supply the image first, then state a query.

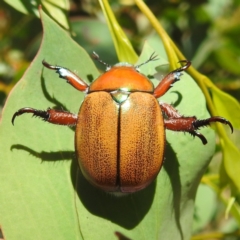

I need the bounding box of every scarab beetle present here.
[12,52,233,193]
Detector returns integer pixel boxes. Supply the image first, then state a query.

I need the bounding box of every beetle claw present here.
[12,107,38,125]
[193,116,233,133]
[42,60,58,70]
[12,112,17,125]
[189,131,208,145]
[174,60,191,72]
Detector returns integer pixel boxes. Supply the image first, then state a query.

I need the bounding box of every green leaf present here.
[0,9,98,240]
[71,19,118,70]
[4,0,70,29]
[0,9,217,240]
[192,184,216,232]
[211,85,240,129]
[42,0,70,29]
[220,137,240,194]
[214,42,240,75]
[4,0,39,15]
[98,0,138,63]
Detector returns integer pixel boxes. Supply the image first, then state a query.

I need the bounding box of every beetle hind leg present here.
[160,102,233,145]
[12,107,78,126]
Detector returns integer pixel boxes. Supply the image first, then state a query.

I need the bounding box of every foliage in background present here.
[1,0,240,103]
[0,0,240,239]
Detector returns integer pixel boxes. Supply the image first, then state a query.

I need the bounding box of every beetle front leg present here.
[160,102,233,145]
[12,107,78,126]
[42,60,89,92]
[153,60,191,98]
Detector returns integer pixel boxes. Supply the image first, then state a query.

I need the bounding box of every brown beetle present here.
[12,53,233,193]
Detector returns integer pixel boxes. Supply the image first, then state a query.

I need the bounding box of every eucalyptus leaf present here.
[220,138,240,194]
[4,0,40,15]
[4,0,70,29]
[214,45,240,75]
[192,184,216,232]
[212,86,240,129]
[71,19,118,71]
[98,0,138,63]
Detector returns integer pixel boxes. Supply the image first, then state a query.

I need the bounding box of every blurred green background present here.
[1,0,240,109]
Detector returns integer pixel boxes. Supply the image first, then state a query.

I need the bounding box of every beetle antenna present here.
[135,52,159,69]
[92,51,111,69]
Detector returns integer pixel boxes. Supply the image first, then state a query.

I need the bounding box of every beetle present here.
[12,52,233,193]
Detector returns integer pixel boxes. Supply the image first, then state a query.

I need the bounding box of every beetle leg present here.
[12,107,78,126]
[42,60,89,92]
[160,102,233,145]
[153,60,191,98]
